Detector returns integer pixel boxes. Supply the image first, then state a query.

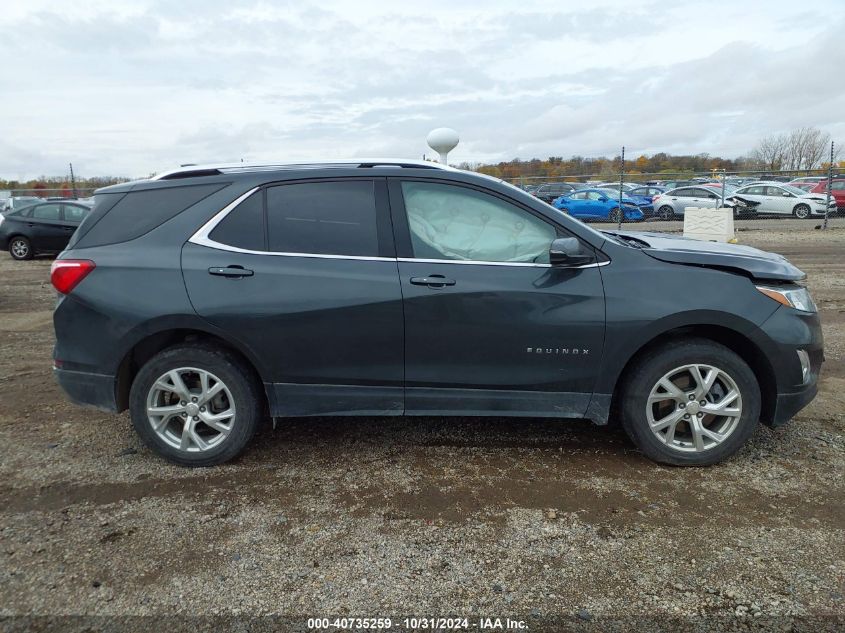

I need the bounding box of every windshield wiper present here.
[602,231,650,249]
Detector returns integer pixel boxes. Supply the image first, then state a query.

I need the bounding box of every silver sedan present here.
[651,186,723,219]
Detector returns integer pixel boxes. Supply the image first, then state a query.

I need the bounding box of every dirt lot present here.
[1,223,843,632]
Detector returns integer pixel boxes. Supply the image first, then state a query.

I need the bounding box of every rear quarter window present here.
[71,183,226,249]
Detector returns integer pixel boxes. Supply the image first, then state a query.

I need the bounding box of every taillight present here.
[652,194,660,201]
[51,259,95,294]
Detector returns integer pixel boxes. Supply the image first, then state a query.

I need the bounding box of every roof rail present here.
[152,159,455,180]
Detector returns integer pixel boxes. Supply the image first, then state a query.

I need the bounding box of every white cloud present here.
[0,0,842,178]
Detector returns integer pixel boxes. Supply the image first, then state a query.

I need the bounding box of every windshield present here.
[597,188,627,197]
[779,184,811,196]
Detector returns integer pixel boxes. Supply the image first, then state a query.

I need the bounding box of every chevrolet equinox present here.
[51,160,823,466]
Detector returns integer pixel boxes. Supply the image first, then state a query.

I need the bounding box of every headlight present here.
[756,285,817,312]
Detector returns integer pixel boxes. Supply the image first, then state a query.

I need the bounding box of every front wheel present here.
[793,204,811,219]
[609,207,623,223]
[129,345,263,466]
[9,236,33,260]
[618,339,761,466]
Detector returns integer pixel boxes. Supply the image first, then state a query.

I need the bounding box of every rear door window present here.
[266,180,379,257]
[32,204,61,220]
[208,191,265,251]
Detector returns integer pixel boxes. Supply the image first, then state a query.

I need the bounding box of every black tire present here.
[9,236,33,260]
[559,207,570,215]
[618,338,761,466]
[609,207,623,224]
[129,345,263,466]
[793,204,811,219]
[657,205,674,221]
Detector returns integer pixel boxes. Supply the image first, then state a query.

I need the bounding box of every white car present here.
[732,182,835,219]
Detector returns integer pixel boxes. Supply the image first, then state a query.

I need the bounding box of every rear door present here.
[389,178,606,417]
[28,203,67,250]
[181,178,405,416]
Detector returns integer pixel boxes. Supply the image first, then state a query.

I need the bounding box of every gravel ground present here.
[0,224,843,632]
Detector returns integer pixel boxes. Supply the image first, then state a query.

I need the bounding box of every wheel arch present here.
[114,325,270,413]
[603,323,777,427]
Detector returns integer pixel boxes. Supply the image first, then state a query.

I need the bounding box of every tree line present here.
[459,127,840,181]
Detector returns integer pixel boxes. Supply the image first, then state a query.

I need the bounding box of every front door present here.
[182,178,404,416]
[388,179,606,417]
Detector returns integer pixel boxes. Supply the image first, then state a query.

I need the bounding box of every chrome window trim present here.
[189,187,610,268]
[399,258,608,269]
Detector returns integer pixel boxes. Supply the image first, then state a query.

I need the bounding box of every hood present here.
[618,231,806,282]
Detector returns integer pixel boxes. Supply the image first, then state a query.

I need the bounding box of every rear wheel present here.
[657,205,674,220]
[793,204,811,219]
[9,237,33,260]
[618,339,761,466]
[129,345,263,466]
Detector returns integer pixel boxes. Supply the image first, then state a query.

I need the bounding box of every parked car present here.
[552,188,645,223]
[596,182,637,192]
[788,177,825,186]
[533,182,577,204]
[629,185,666,199]
[808,177,845,212]
[652,186,725,219]
[1,196,42,214]
[595,188,654,216]
[732,183,835,218]
[0,200,93,260]
[51,160,821,467]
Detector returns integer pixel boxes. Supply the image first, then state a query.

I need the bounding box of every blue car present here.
[553,188,645,222]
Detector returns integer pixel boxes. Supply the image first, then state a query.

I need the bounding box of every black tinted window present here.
[32,204,61,220]
[673,188,694,197]
[266,181,378,256]
[73,183,225,248]
[209,191,265,251]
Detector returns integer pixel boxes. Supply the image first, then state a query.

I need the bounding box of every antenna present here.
[69,162,77,198]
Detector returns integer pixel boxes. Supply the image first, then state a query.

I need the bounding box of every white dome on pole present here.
[426,128,459,164]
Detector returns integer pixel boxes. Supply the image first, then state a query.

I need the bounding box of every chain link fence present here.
[502,168,844,230]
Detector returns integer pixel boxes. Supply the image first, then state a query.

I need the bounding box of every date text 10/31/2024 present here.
[307,617,530,630]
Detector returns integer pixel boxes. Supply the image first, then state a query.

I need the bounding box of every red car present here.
[809,177,845,212]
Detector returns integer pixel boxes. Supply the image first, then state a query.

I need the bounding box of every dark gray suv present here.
[52,161,823,466]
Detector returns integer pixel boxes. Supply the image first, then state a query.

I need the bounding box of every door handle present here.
[410,275,456,288]
[208,266,254,278]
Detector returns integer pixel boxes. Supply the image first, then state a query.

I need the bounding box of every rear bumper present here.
[54,367,118,412]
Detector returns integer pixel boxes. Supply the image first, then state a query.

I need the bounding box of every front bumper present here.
[756,306,824,427]
[771,380,818,427]
[54,367,118,412]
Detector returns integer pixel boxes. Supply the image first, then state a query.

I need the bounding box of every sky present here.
[0,0,843,179]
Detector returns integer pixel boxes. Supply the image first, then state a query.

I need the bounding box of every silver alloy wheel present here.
[146,367,236,452]
[646,363,742,453]
[10,239,29,258]
[794,204,810,219]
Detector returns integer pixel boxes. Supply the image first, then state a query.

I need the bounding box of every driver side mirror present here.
[549,237,595,268]
[782,192,792,197]
[598,196,608,202]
